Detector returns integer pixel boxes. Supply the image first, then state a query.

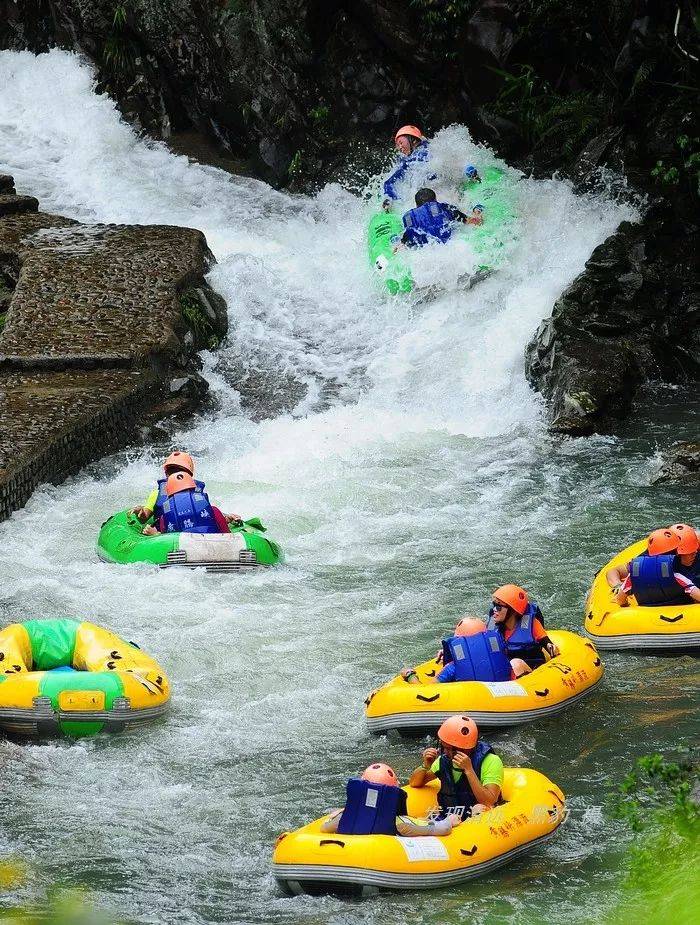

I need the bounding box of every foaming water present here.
[0,49,697,925]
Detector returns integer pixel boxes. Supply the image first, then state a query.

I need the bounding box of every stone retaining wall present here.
[0,176,228,522]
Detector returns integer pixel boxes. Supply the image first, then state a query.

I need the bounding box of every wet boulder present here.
[525,205,700,435]
[651,442,700,485]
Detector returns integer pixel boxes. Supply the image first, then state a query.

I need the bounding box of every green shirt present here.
[431,753,504,788]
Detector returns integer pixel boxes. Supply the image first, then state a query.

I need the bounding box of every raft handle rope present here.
[460,845,478,857]
[534,689,549,697]
[659,613,684,623]
[319,840,346,848]
[416,693,440,703]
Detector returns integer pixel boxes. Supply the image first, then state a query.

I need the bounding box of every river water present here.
[0,48,698,925]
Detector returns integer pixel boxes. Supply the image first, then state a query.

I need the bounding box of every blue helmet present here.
[464,165,479,178]
[473,203,485,212]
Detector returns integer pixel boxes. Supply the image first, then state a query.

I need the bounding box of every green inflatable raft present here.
[97,510,283,571]
[368,165,518,294]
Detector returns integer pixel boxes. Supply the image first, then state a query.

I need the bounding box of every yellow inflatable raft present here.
[0,618,170,737]
[365,630,602,733]
[273,769,565,894]
[585,540,700,650]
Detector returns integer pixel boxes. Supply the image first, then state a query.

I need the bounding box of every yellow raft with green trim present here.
[365,630,602,733]
[585,539,700,650]
[0,618,170,737]
[273,769,565,894]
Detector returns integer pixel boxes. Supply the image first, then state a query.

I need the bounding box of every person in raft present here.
[319,762,462,837]
[606,525,700,607]
[400,616,516,684]
[141,472,235,537]
[397,188,480,250]
[401,583,559,684]
[131,451,241,527]
[382,125,433,206]
[488,584,559,675]
[409,715,503,819]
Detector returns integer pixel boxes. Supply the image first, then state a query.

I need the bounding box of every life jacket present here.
[436,739,493,814]
[629,554,688,606]
[487,602,546,667]
[335,779,408,836]
[160,488,220,535]
[383,141,432,200]
[402,201,456,247]
[441,631,512,682]
[153,477,206,519]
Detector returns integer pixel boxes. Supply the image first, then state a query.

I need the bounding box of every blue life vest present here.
[336,779,408,836]
[402,201,456,247]
[629,554,687,606]
[436,739,493,814]
[487,602,546,667]
[161,488,219,535]
[153,477,206,519]
[441,631,512,682]
[383,141,433,200]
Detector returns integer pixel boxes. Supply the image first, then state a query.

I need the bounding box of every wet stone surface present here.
[0,176,228,521]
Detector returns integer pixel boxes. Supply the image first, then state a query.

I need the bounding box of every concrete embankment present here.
[0,174,227,521]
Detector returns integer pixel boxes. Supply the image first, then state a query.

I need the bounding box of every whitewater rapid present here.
[1,47,697,925]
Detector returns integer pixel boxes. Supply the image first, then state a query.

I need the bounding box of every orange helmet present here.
[438,714,478,750]
[647,528,680,556]
[671,523,700,555]
[492,584,529,616]
[394,125,423,142]
[454,617,487,637]
[163,451,195,475]
[361,763,399,787]
[165,472,197,497]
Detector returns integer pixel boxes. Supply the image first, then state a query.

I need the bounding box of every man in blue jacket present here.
[399,188,472,248]
[383,124,432,205]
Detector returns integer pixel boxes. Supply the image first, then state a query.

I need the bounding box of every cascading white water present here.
[1,48,697,925]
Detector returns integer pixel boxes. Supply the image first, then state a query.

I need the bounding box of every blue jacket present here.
[401,201,466,248]
[435,740,494,814]
[153,477,206,519]
[336,779,408,836]
[629,553,695,607]
[438,631,512,683]
[487,602,547,668]
[161,488,220,535]
[383,141,432,200]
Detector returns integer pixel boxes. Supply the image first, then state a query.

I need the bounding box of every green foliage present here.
[287,149,302,179]
[491,64,606,157]
[102,2,136,73]
[309,105,329,125]
[612,751,698,833]
[651,133,700,196]
[604,752,700,924]
[180,292,220,351]
[409,0,475,58]
[112,3,127,28]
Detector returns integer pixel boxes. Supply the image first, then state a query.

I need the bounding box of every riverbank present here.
[0,175,227,521]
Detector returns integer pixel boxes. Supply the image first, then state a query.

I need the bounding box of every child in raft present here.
[401,584,559,683]
[131,450,241,527]
[320,763,462,837]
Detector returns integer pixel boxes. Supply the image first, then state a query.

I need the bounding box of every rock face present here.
[0,177,228,522]
[1,3,698,432]
[525,208,700,434]
[651,443,700,485]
